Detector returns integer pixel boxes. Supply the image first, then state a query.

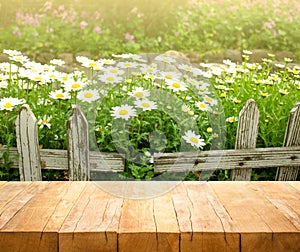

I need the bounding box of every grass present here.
[0,0,299,180]
[0,50,299,181]
[0,0,300,59]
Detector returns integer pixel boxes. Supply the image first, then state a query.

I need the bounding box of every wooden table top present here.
[0,181,299,252]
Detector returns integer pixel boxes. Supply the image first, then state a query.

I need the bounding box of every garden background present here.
[0,0,299,181]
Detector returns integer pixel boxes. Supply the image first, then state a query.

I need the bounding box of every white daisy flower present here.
[139,64,158,75]
[49,89,70,100]
[103,66,125,76]
[77,89,100,103]
[117,61,139,69]
[9,55,29,64]
[159,71,182,80]
[242,50,253,55]
[50,59,65,66]
[0,80,8,89]
[154,55,176,64]
[98,73,123,84]
[226,116,238,123]
[64,79,86,92]
[3,49,22,56]
[183,130,206,149]
[99,58,116,65]
[195,101,210,111]
[178,64,193,72]
[129,87,150,99]
[204,95,218,106]
[38,115,52,129]
[134,99,157,111]
[112,53,146,62]
[166,79,187,91]
[111,104,137,120]
[0,97,24,111]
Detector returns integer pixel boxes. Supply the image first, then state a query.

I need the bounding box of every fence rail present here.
[0,99,299,181]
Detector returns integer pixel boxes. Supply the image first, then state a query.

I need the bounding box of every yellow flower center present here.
[35,76,43,81]
[119,109,129,115]
[41,119,49,124]
[106,76,115,82]
[172,83,181,89]
[165,74,173,79]
[71,83,81,89]
[199,103,206,109]
[56,93,64,99]
[261,92,268,97]
[189,137,199,144]
[4,103,12,109]
[109,69,118,74]
[134,92,144,98]
[89,62,97,67]
[124,63,132,67]
[205,97,213,103]
[141,102,150,108]
[84,92,93,98]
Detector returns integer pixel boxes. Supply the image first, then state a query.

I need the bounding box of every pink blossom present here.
[264,22,273,29]
[46,27,53,33]
[93,26,102,34]
[80,21,88,29]
[175,31,180,37]
[12,27,22,37]
[125,32,135,44]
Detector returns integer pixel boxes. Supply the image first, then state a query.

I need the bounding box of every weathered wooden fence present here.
[1,99,300,181]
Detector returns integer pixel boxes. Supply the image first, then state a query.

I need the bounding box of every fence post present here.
[67,105,90,181]
[276,102,300,181]
[230,99,260,181]
[15,104,42,181]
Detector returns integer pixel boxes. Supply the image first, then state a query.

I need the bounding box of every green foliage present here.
[0,149,19,181]
[0,0,300,59]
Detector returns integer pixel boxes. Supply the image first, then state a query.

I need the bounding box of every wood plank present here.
[177,182,239,252]
[276,101,300,180]
[0,181,7,187]
[3,147,125,172]
[288,181,300,191]
[118,182,157,252]
[153,192,180,252]
[0,182,71,252]
[15,104,42,181]
[0,182,47,229]
[67,106,90,181]
[231,99,260,180]
[0,182,32,211]
[254,182,300,230]
[210,181,300,252]
[59,182,122,252]
[154,146,300,173]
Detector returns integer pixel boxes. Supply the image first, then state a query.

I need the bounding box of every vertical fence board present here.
[231,99,260,181]
[15,104,42,181]
[276,102,300,181]
[67,106,90,181]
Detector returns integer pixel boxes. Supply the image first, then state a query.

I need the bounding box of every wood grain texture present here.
[210,181,300,252]
[59,182,123,252]
[231,99,260,180]
[67,106,90,181]
[2,147,125,172]
[0,182,75,252]
[15,104,42,181]
[171,182,239,252]
[276,101,300,181]
[154,146,300,173]
[0,181,299,251]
